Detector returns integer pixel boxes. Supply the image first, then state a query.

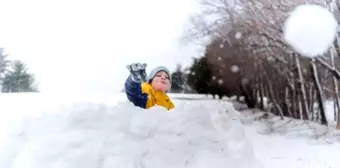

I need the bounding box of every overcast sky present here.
[0,0,202,94]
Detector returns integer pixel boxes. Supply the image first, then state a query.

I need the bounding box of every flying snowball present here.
[283,4,338,57]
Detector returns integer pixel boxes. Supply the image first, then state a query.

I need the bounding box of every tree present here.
[2,60,38,92]
[182,0,340,126]
[187,56,213,94]
[0,49,10,92]
[0,50,9,74]
[171,64,185,93]
[208,80,228,99]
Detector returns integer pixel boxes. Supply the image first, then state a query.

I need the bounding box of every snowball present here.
[220,43,224,48]
[230,65,239,73]
[283,4,338,57]
[218,79,223,85]
[212,76,216,80]
[235,32,242,39]
[217,57,222,61]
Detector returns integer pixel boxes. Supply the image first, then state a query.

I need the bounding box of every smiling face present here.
[150,71,170,92]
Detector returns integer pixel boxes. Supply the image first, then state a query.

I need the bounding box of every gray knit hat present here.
[147,66,171,83]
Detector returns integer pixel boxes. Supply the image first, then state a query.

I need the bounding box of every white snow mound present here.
[283,4,338,57]
[0,94,265,168]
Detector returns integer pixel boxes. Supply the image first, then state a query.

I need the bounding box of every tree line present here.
[170,0,340,129]
[0,50,38,93]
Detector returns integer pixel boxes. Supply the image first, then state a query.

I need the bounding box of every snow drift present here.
[0,93,264,168]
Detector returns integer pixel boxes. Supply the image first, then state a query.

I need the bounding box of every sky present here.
[0,0,202,94]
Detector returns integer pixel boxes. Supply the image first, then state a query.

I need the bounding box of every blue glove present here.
[126,63,147,83]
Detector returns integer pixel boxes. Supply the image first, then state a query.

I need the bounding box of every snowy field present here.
[0,93,339,168]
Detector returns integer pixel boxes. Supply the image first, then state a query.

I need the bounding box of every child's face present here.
[151,71,170,92]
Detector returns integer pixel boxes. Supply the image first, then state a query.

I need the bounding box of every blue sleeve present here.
[124,75,148,108]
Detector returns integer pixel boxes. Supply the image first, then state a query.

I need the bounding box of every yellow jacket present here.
[141,82,175,110]
[124,76,174,110]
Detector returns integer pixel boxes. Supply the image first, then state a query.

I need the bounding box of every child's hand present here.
[127,63,147,82]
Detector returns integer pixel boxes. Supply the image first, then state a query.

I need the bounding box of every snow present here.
[235,32,242,39]
[283,4,338,57]
[0,93,263,168]
[266,56,275,62]
[0,93,339,168]
[233,102,340,168]
[241,78,249,84]
[230,65,239,73]
[324,100,338,126]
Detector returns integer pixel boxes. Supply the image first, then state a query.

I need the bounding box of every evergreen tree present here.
[2,60,38,92]
[187,56,213,94]
[181,67,193,93]
[171,64,184,93]
[0,51,9,75]
[0,50,10,92]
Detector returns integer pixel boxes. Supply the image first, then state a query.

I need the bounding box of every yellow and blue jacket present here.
[124,76,174,110]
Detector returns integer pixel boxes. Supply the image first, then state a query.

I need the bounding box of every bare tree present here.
[183,0,340,127]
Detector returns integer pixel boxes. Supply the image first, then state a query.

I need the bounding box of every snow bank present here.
[233,105,340,168]
[0,93,264,168]
[168,93,214,100]
[239,109,340,144]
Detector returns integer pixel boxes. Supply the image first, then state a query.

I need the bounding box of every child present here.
[124,63,175,110]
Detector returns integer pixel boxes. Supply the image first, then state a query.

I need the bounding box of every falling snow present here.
[235,32,242,39]
[241,78,249,85]
[266,56,275,62]
[231,65,240,73]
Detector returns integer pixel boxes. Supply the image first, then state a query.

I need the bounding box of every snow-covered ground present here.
[239,108,340,168]
[0,93,339,168]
